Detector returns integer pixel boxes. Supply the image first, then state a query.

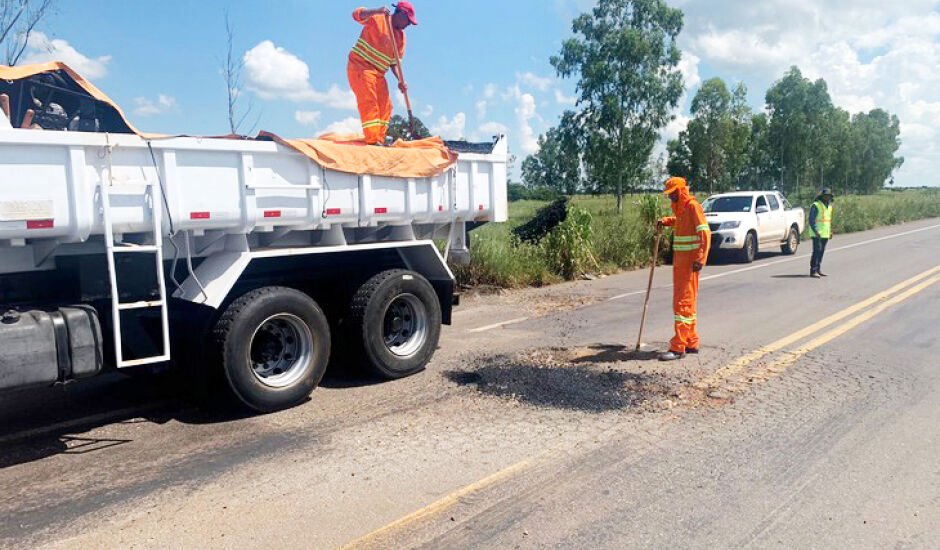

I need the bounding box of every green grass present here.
[456,189,940,289]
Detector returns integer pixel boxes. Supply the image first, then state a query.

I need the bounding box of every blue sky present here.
[21,1,940,187]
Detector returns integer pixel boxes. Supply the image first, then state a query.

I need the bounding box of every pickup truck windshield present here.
[703,196,752,213]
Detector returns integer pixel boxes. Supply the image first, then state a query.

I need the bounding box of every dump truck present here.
[0,63,508,412]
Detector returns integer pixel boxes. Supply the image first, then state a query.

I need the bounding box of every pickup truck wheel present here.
[349,269,441,379]
[781,226,800,255]
[212,287,330,413]
[738,232,757,263]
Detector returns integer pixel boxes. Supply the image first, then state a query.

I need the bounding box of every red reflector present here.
[479,204,484,211]
[190,212,210,220]
[325,208,341,216]
[374,207,387,214]
[263,210,281,218]
[26,219,54,229]
[438,205,444,211]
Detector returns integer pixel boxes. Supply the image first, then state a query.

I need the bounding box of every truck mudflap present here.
[0,306,103,392]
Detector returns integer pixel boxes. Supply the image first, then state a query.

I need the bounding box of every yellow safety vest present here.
[809,200,832,239]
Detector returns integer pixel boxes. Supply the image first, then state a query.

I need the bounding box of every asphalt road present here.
[1,218,938,550]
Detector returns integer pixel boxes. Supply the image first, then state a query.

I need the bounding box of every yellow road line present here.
[336,458,534,550]
[767,274,939,371]
[699,264,940,389]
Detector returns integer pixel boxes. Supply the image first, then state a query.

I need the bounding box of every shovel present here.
[635,229,663,352]
[386,14,417,140]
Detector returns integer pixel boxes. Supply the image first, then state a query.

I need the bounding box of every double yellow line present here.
[700,264,940,390]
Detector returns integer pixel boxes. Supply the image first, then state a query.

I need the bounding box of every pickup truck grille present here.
[709,223,721,232]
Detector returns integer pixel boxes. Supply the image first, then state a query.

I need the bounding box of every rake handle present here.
[635,231,663,352]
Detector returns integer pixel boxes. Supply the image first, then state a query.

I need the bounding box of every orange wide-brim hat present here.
[663,176,688,195]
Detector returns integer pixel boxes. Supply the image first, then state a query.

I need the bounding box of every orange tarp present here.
[0,61,162,138]
[1,62,458,178]
[260,132,458,179]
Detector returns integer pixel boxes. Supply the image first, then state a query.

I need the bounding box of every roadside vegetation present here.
[455,189,940,289]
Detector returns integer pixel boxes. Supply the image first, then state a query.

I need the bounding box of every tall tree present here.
[850,109,904,193]
[221,11,258,135]
[765,66,835,199]
[387,114,430,141]
[521,111,581,194]
[684,78,751,193]
[0,0,54,66]
[666,131,692,180]
[552,0,684,211]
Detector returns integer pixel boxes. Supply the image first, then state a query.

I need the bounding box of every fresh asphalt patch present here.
[445,346,683,413]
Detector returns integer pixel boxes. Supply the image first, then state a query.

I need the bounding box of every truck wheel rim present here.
[747,235,755,258]
[789,230,797,250]
[248,314,314,388]
[383,294,428,358]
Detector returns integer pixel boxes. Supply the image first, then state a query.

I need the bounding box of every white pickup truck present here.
[702,191,805,263]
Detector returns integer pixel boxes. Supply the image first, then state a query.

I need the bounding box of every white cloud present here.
[517,72,554,92]
[554,89,577,106]
[475,100,487,119]
[322,117,363,136]
[515,92,539,155]
[243,41,356,109]
[677,52,702,92]
[421,104,434,118]
[133,94,177,117]
[21,32,111,79]
[476,121,510,141]
[431,112,467,139]
[482,83,498,99]
[294,110,322,126]
[675,0,940,187]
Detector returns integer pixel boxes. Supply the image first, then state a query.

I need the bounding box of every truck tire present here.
[738,231,757,263]
[349,269,441,379]
[781,226,800,255]
[212,287,330,412]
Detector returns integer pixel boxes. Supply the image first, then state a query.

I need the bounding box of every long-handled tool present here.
[635,230,663,352]
[386,14,416,139]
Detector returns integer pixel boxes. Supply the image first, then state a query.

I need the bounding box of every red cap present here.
[393,2,418,25]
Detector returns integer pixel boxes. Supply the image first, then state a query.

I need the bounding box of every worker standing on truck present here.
[808,188,834,278]
[347,3,417,146]
[657,177,711,361]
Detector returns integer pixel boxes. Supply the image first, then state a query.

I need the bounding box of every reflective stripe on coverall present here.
[659,186,711,353]
[347,8,406,144]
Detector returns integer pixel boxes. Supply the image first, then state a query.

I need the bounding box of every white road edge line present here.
[607,222,940,301]
[468,317,529,333]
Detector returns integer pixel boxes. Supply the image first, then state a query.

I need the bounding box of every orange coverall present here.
[659,186,711,353]
[348,8,406,145]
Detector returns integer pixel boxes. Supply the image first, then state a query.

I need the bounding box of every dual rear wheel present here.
[210,270,441,412]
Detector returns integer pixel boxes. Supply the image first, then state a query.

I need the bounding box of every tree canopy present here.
[548,0,684,210]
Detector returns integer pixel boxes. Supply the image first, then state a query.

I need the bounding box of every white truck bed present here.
[0,128,508,267]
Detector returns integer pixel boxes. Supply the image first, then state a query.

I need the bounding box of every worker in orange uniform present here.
[656,177,711,361]
[347,3,417,145]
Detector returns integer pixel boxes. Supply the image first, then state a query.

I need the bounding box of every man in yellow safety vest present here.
[809,188,834,278]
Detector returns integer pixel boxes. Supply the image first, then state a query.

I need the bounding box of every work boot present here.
[658,351,684,361]
[811,272,821,279]
[818,271,828,277]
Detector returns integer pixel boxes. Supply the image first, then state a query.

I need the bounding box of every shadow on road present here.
[570,344,661,363]
[772,274,812,279]
[0,359,382,469]
[445,357,670,413]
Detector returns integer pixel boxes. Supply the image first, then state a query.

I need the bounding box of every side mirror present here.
[756,205,770,214]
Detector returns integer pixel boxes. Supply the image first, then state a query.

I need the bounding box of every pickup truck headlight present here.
[718,221,741,230]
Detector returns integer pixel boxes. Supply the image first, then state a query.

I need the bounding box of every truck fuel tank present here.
[0,306,102,393]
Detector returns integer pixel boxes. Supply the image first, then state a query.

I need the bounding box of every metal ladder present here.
[100,140,171,368]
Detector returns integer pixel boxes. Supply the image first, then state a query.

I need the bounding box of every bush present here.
[457,190,940,290]
[543,206,595,278]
